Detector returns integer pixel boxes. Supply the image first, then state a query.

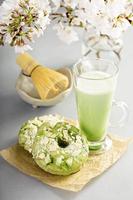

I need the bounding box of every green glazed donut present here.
[32,121,89,176]
[18,115,64,153]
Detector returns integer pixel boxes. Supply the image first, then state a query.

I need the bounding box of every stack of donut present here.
[18,115,89,176]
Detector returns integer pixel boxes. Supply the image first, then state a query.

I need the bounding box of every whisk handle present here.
[16,53,40,76]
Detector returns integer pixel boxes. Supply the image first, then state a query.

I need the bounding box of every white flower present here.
[0,0,133,50]
[0,0,19,19]
[129,15,133,21]
[53,22,79,44]
[78,0,90,9]
[32,27,44,38]
[51,0,61,11]
[15,44,32,53]
[0,0,51,52]
[78,0,133,39]
[74,9,87,27]
[63,0,78,9]
[84,0,107,26]
[112,18,130,38]
[107,0,128,18]
[0,1,18,25]
[4,33,12,44]
[37,12,50,30]
[29,0,50,10]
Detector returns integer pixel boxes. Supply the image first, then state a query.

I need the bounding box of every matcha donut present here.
[18,115,64,153]
[32,121,89,175]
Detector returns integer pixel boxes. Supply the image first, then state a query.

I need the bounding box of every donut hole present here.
[58,138,69,148]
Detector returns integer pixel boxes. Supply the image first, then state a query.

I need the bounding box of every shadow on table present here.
[49,167,115,199]
[48,186,79,200]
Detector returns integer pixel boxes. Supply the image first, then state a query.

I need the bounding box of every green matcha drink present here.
[75,71,115,142]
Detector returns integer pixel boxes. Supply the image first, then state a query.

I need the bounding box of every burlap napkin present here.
[0,134,132,192]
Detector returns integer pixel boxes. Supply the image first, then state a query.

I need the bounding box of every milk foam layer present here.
[77,71,116,94]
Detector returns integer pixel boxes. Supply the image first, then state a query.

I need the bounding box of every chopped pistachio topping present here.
[33,121,89,169]
[19,115,65,152]
[19,115,89,175]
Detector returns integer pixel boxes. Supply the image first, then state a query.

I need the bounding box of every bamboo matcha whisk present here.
[16,53,69,100]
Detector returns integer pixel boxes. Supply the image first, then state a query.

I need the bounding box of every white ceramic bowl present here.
[16,67,73,108]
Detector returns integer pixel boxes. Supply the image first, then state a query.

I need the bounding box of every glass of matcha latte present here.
[73,57,128,154]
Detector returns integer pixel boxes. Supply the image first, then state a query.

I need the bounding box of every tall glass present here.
[73,57,128,154]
